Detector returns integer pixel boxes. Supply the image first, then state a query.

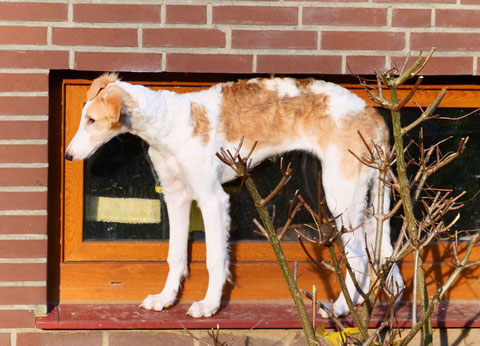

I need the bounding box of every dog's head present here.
[65,73,130,161]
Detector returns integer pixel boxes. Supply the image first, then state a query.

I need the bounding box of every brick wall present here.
[0,0,478,344]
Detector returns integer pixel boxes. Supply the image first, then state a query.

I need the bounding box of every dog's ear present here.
[87,73,118,101]
[101,86,124,123]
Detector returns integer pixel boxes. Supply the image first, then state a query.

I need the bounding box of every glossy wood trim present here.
[59,258,480,302]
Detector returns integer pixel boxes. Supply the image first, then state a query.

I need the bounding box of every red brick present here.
[166,5,206,24]
[0,192,46,210]
[75,52,162,72]
[374,0,454,2]
[0,26,46,45]
[292,0,366,1]
[17,332,102,346]
[0,121,47,140]
[257,55,342,74]
[53,28,137,47]
[411,32,480,51]
[303,7,387,26]
[109,331,194,346]
[437,9,480,28]
[0,287,45,305]
[0,145,47,163]
[0,2,67,21]
[392,56,473,75]
[143,29,225,48]
[392,9,431,27]
[0,334,10,346]
[0,50,69,69]
[0,239,47,258]
[0,168,47,187]
[198,331,280,346]
[74,4,161,23]
[0,74,48,92]
[322,31,405,50]
[0,263,46,281]
[0,97,48,116]
[232,30,317,49]
[346,55,386,74]
[0,310,35,329]
[167,53,253,73]
[461,0,480,3]
[0,215,47,234]
[213,6,297,25]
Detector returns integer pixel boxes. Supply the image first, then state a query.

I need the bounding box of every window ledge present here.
[36,302,480,330]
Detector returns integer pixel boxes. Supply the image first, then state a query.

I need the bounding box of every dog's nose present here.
[64,151,73,161]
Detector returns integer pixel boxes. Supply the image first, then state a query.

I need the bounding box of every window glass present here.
[379,107,480,236]
[83,134,167,240]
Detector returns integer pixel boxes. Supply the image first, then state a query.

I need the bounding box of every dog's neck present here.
[116,81,192,151]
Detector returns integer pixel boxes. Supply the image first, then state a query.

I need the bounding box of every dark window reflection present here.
[83,134,167,240]
[379,107,480,238]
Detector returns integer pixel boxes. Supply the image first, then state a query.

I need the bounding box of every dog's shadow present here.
[190,241,337,315]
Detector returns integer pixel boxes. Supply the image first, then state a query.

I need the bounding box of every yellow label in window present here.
[154,185,241,232]
[85,196,161,224]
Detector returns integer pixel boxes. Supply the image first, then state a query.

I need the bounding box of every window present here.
[48,75,480,308]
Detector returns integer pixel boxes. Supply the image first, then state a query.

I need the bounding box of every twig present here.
[437,107,480,121]
[394,48,435,87]
[230,319,264,346]
[395,76,423,110]
[301,289,346,331]
[298,235,335,272]
[261,160,292,206]
[180,323,212,346]
[401,87,447,135]
[362,320,389,346]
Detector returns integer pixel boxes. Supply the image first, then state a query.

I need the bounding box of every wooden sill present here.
[36,302,480,330]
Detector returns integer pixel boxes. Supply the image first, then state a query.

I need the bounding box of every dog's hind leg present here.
[318,147,371,318]
[140,150,192,311]
[187,183,230,318]
[366,170,404,302]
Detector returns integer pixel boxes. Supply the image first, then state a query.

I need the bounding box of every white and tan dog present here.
[65,74,403,318]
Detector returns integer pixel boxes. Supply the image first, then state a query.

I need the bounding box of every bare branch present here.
[395,76,423,110]
[261,160,292,206]
[301,289,346,331]
[437,107,480,121]
[395,48,435,87]
[401,87,447,136]
[298,235,335,272]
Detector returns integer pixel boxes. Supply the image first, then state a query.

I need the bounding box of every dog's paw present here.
[318,303,349,319]
[186,300,219,318]
[139,293,176,311]
[318,306,330,319]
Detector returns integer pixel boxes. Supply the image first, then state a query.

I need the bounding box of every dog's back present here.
[193,77,389,176]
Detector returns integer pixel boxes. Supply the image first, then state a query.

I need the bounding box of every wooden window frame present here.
[48,75,480,307]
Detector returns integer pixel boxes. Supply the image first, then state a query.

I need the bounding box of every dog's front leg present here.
[186,187,230,318]
[140,153,192,311]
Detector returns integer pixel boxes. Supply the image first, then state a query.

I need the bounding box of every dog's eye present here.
[87,117,95,125]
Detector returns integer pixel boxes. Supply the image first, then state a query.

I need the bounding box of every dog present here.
[65,73,404,318]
